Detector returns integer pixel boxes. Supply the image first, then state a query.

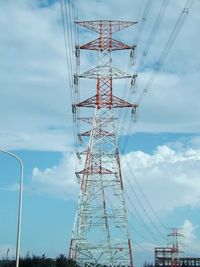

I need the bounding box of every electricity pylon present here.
[69,20,137,267]
[168,228,184,267]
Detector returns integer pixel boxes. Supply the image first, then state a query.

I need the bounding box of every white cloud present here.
[181,220,200,255]
[122,144,200,213]
[182,220,196,244]
[29,138,200,213]
[0,0,200,151]
[28,140,200,260]
[1,1,200,263]
[0,131,73,152]
[0,183,20,192]
[30,153,79,199]
[0,0,73,151]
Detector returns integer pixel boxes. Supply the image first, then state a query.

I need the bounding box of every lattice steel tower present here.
[69,20,137,267]
[168,228,183,267]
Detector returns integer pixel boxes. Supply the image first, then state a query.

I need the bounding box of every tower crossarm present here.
[79,66,133,79]
[77,117,118,124]
[75,20,137,34]
[80,38,135,51]
[76,95,138,109]
[79,129,115,137]
[77,166,114,176]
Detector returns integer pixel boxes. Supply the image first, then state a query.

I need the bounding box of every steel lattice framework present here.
[69,20,137,267]
[168,228,183,267]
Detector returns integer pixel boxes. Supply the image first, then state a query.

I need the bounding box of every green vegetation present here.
[0,254,78,267]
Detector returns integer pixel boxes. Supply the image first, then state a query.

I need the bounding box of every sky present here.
[0,0,200,266]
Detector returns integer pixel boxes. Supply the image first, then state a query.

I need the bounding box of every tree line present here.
[0,254,78,267]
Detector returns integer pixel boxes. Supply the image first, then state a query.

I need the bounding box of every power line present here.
[59,0,79,160]
[107,193,150,242]
[137,0,169,69]
[59,0,74,98]
[107,195,152,251]
[135,0,153,45]
[116,1,174,245]
[119,1,169,152]
[124,154,168,230]
[125,190,162,244]
[120,0,195,155]
[117,0,153,144]
[117,1,195,253]
[124,172,166,242]
[107,191,160,244]
[137,0,195,105]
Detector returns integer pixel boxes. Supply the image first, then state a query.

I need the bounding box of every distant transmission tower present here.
[69,20,137,267]
[168,228,184,267]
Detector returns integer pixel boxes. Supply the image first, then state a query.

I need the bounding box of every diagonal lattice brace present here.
[76,94,138,108]
[79,129,115,137]
[77,117,118,124]
[75,20,137,34]
[79,66,132,79]
[80,38,135,51]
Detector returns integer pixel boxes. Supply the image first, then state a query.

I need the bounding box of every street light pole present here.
[0,149,23,267]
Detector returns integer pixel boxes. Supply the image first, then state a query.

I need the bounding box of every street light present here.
[0,149,23,267]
